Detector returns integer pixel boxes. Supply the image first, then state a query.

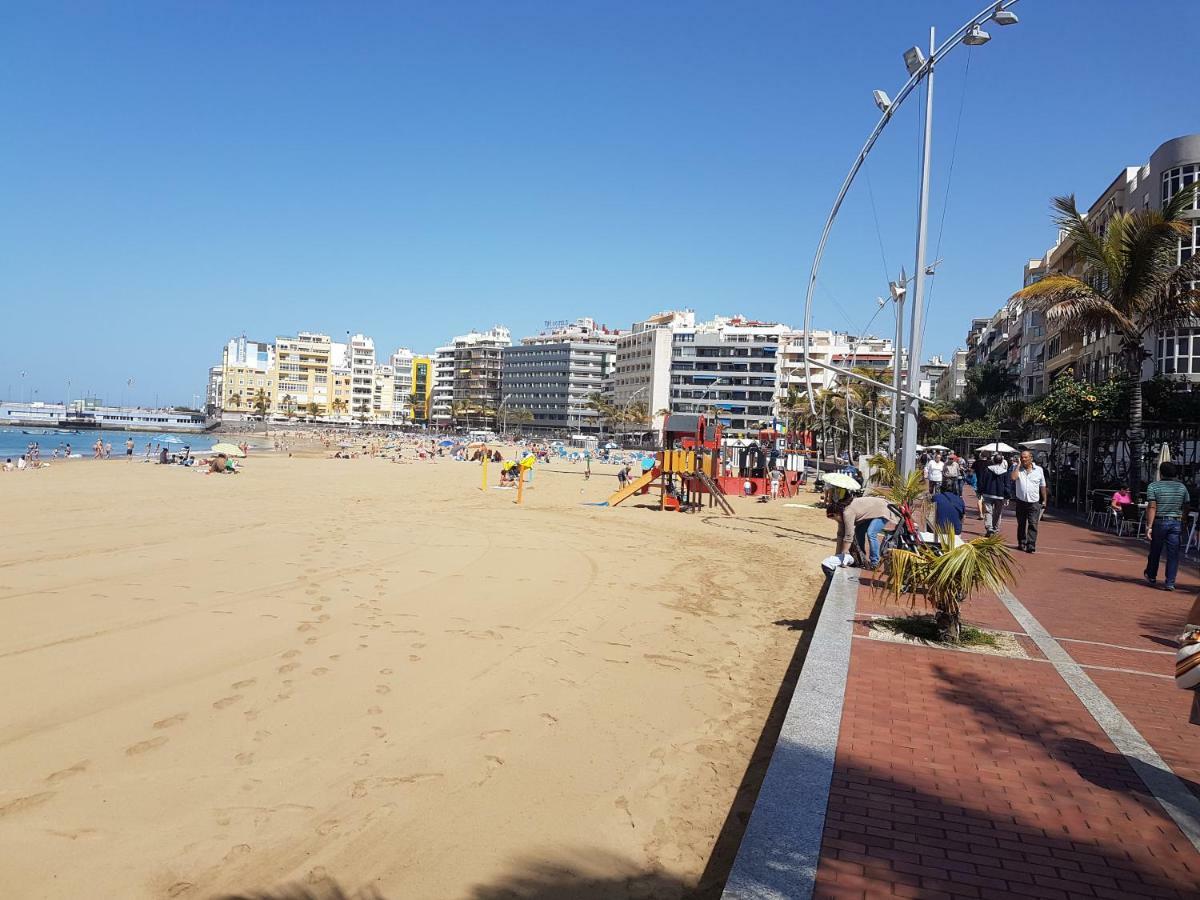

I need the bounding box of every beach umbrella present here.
[976,441,1017,454]
[1020,437,1080,453]
[926,444,951,451]
[823,472,862,491]
[438,439,454,447]
[1157,442,1172,478]
[211,442,245,457]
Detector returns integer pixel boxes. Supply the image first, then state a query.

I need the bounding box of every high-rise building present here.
[669,315,788,433]
[273,332,336,416]
[372,365,396,422]
[206,365,223,415]
[918,355,950,401]
[501,318,620,433]
[220,336,276,416]
[410,356,433,425]
[390,348,415,423]
[775,331,895,414]
[934,349,969,403]
[431,326,511,428]
[613,310,694,432]
[349,334,376,420]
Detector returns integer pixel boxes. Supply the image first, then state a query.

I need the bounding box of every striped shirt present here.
[1147,479,1190,519]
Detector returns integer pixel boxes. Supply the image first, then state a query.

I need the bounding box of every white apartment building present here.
[220,335,276,415]
[613,310,694,432]
[776,331,896,410]
[372,365,396,422]
[935,349,970,403]
[391,348,415,421]
[431,326,512,428]
[349,334,376,419]
[669,316,788,433]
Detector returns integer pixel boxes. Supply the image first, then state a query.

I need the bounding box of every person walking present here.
[924,452,945,496]
[1010,450,1048,553]
[1145,461,1190,591]
[943,453,963,495]
[978,453,1012,537]
[125,436,135,461]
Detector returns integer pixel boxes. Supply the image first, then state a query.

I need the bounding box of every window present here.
[1156,328,1200,377]
[1162,164,1200,210]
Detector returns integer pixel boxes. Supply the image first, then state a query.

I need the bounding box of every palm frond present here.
[1051,194,1118,284]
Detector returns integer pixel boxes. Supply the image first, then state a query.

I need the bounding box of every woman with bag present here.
[1180,595,1200,726]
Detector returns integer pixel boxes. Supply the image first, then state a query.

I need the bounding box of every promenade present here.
[725,494,1200,900]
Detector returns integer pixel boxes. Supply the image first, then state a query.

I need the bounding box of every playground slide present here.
[606,469,657,508]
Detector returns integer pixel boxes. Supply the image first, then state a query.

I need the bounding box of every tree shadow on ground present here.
[465,852,696,899]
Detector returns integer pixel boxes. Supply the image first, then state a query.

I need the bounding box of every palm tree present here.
[355,398,371,424]
[252,389,270,419]
[331,397,348,420]
[1014,185,1200,493]
[919,402,959,443]
[881,528,1017,643]
[228,391,242,410]
[282,394,297,419]
[306,401,320,419]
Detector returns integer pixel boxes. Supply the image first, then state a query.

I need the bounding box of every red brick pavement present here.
[812,495,1200,899]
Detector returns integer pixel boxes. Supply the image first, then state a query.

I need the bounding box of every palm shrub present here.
[867,452,896,486]
[881,527,1016,643]
[1013,185,1200,495]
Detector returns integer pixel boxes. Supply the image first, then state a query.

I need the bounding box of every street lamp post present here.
[621,386,647,446]
[798,1,1022,476]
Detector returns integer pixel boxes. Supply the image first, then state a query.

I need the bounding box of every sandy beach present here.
[0,446,831,899]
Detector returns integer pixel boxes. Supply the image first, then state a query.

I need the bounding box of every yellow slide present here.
[606,469,657,507]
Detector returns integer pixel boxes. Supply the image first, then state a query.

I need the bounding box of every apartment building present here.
[348,334,376,419]
[220,336,275,415]
[431,326,511,427]
[934,349,969,403]
[410,356,433,425]
[776,331,896,407]
[613,310,694,432]
[669,315,788,433]
[372,365,396,422]
[501,318,619,433]
[390,349,415,423]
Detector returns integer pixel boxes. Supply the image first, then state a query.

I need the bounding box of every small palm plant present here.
[867,452,896,486]
[881,527,1016,643]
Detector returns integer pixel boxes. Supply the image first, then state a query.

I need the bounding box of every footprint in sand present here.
[328,654,341,661]
[231,678,256,690]
[379,668,393,675]
[367,706,383,715]
[353,753,371,767]
[0,792,57,817]
[223,844,252,862]
[212,695,242,709]
[478,729,511,740]
[281,650,301,659]
[297,623,315,633]
[312,667,330,677]
[305,636,319,645]
[252,730,272,743]
[408,655,422,662]
[243,709,260,721]
[310,605,323,613]
[234,752,255,766]
[278,662,300,674]
[45,761,90,783]
[316,819,340,835]
[375,685,391,695]
[154,713,188,729]
[167,882,194,897]
[371,726,386,738]
[540,713,559,726]
[126,736,169,756]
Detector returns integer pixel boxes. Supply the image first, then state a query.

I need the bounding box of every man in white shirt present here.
[924,452,945,496]
[1010,450,1048,553]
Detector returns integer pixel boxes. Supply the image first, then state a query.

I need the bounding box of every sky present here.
[3,1,1198,407]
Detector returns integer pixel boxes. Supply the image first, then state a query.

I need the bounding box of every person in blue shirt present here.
[931,483,966,535]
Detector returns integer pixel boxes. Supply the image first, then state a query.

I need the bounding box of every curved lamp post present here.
[800,0,1022,475]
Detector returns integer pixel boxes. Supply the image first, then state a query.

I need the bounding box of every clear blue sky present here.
[3,1,1197,406]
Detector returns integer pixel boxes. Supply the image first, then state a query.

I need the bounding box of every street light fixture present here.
[963,24,992,45]
[992,9,1018,25]
[903,45,927,76]
[872,90,893,113]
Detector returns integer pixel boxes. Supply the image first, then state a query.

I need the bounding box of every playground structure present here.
[606,414,735,515]
[605,416,812,513]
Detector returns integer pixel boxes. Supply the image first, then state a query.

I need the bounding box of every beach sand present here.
[0,449,831,899]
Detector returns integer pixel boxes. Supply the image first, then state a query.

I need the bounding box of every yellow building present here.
[274,332,337,416]
[220,337,275,415]
[410,356,433,424]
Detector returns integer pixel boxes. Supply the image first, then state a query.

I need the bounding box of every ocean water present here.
[0,427,223,461]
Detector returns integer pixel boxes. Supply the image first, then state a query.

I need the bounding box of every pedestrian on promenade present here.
[931,483,965,535]
[1185,594,1200,727]
[943,452,963,495]
[1010,450,1048,553]
[978,453,1012,537]
[971,452,990,517]
[1145,461,1190,591]
[924,452,945,496]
